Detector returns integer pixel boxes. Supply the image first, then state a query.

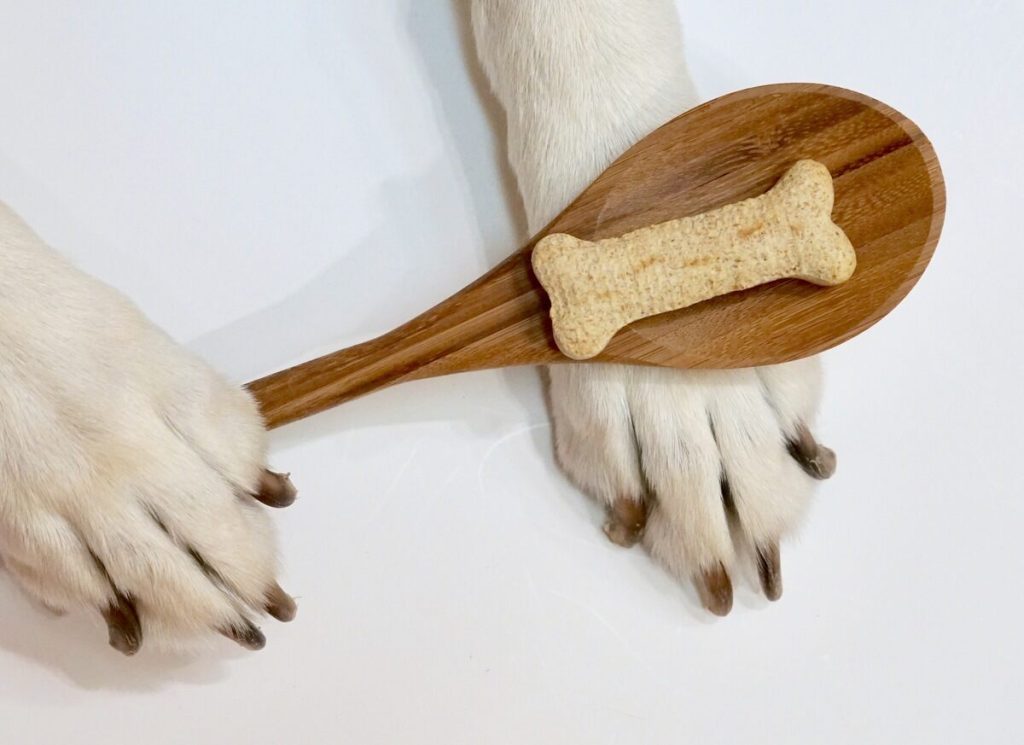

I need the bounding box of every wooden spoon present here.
[248,83,945,428]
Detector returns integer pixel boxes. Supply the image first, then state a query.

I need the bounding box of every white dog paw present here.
[475,0,838,614]
[549,358,833,613]
[0,202,296,654]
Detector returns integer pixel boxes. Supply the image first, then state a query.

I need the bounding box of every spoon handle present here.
[247,250,556,428]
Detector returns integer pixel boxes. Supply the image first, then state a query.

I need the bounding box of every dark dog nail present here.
[264,583,297,622]
[221,621,267,651]
[756,542,783,601]
[101,594,142,656]
[252,470,298,508]
[695,563,733,616]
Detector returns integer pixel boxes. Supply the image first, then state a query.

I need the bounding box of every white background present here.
[0,1,1021,743]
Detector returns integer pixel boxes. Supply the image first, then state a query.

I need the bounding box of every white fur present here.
[472,0,823,582]
[0,202,277,643]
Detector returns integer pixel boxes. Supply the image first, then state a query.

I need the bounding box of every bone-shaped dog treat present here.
[531,160,858,360]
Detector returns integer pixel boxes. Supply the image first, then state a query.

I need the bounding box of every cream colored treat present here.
[531,159,857,360]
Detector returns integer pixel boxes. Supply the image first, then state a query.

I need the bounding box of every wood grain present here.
[248,83,945,429]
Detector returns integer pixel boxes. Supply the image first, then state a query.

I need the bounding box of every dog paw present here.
[549,358,832,613]
[0,202,296,654]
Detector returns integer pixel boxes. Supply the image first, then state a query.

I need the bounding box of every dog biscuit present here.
[531,159,857,360]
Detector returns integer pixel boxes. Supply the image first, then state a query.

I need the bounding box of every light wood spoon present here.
[248,83,945,428]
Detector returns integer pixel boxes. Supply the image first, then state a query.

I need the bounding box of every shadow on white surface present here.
[190,0,527,386]
[188,163,487,381]
[403,0,528,257]
[0,577,243,695]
